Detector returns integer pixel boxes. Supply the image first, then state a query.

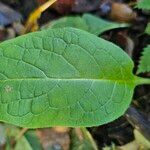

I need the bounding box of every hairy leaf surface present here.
[0,27,136,128]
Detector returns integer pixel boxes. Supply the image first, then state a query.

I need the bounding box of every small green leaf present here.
[1,124,32,150]
[102,143,116,150]
[25,131,42,150]
[49,14,129,35]
[0,27,147,128]
[50,16,89,31]
[82,14,129,36]
[136,0,150,10]
[15,135,33,150]
[137,45,150,74]
[145,22,150,35]
[71,128,98,150]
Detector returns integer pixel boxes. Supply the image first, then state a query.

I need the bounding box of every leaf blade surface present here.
[0,27,135,128]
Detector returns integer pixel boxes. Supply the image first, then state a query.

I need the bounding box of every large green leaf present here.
[0,27,146,128]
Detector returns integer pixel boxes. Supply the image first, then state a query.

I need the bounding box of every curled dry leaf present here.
[109,2,137,23]
[52,0,75,14]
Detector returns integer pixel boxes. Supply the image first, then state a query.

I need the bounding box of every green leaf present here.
[0,27,147,128]
[25,131,42,150]
[1,124,32,150]
[50,16,89,31]
[15,135,33,150]
[49,14,129,35]
[82,14,129,36]
[136,0,150,10]
[71,128,98,150]
[145,22,150,35]
[137,45,150,74]
[102,143,116,150]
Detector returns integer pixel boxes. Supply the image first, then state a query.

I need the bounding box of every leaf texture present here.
[0,27,136,128]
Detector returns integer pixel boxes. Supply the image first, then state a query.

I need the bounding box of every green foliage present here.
[50,14,129,35]
[71,128,98,150]
[145,22,150,35]
[82,14,129,36]
[0,27,149,128]
[136,0,150,10]
[0,124,33,150]
[25,131,42,150]
[50,16,89,31]
[137,45,150,74]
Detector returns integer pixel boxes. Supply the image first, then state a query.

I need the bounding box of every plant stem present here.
[80,127,98,150]
[38,0,57,12]
[135,76,150,86]
[15,128,28,141]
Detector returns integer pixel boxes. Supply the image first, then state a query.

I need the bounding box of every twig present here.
[125,106,150,141]
[15,128,28,140]
[23,0,57,33]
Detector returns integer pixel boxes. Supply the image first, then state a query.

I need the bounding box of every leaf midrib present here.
[0,77,135,83]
